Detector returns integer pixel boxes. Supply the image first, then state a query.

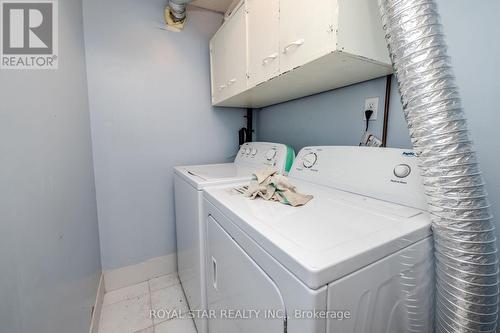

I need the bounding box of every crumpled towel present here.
[238,169,313,207]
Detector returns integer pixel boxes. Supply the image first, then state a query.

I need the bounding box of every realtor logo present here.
[1,0,58,69]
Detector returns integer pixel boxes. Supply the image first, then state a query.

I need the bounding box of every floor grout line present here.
[147,278,155,333]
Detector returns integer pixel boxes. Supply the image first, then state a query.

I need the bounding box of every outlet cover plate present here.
[364,97,379,120]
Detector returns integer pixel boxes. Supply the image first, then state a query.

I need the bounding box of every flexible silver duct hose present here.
[168,0,192,22]
[378,0,499,331]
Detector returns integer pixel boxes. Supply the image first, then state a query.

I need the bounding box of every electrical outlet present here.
[364,97,379,120]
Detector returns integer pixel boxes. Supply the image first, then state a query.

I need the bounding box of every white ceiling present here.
[191,0,234,13]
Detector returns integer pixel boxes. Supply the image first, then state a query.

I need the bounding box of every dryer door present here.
[206,216,286,333]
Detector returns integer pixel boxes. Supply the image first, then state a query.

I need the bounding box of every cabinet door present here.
[206,216,286,333]
[279,0,335,73]
[247,0,280,87]
[210,29,227,104]
[223,5,247,99]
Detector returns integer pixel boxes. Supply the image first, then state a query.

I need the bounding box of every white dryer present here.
[174,142,295,333]
[203,146,435,333]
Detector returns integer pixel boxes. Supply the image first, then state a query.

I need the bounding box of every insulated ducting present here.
[378,0,499,332]
[168,0,192,22]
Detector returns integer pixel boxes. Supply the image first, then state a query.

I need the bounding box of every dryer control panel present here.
[290,146,427,210]
[235,142,295,174]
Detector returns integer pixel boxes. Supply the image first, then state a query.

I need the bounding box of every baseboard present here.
[103,254,177,292]
[89,274,105,333]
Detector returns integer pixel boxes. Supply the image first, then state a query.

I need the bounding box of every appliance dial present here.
[394,164,411,178]
[245,148,251,155]
[251,148,258,156]
[266,149,277,161]
[302,152,317,168]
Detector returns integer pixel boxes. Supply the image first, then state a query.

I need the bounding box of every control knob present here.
[265,149,277,161]
[302,152,317,168]
[394,164,411,178]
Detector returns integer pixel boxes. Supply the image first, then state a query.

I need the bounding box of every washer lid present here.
[186,163,247,180]
[174,163,259,190]
[204,179,431,290]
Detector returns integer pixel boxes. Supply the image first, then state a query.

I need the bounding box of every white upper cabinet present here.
[210,0,393,108]
[210,3,247,104]
[246,0,280,87]
[210,29,226,104]
[336,0,390,65]
[223,4,247,98]
[279,0,335,73]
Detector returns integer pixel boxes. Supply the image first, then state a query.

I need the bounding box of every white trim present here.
[103,254,177,292]
[89,274,105,333]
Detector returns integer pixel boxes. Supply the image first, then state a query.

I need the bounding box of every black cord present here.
[365,110,374,131]
[238,128,247,145]
[359,110,374,146]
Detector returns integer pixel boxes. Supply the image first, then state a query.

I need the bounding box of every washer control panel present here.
[289,146,427,210]
[235,142,294,174]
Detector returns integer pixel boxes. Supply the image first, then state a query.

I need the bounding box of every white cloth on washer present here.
[240,169,313,207]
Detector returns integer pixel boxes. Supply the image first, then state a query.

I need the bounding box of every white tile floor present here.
[98,273,197,333]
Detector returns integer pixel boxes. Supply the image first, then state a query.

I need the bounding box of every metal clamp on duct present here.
[378,0,499,332]
[168,0,191,21]
[164,0,192,31]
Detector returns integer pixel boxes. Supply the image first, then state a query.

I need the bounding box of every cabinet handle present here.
[262,53,278,65]
[212,256,218,290]
[218,84,226,90]
[283,39,305,54]
[227,79,237,85]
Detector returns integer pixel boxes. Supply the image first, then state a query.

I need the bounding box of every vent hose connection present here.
[378,0,499,331]
[168,0,192,22]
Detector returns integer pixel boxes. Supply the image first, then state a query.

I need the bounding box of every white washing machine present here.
[174,142,295,333]
[203,146,435,333]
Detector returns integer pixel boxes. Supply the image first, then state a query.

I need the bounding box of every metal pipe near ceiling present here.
[168,0,193,22]
[378,0,499,332]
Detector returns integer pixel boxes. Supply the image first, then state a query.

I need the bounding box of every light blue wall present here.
[83,0,245,270]
[256,76,400,150]
[0,1,101,333]
[258,0,500,247]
